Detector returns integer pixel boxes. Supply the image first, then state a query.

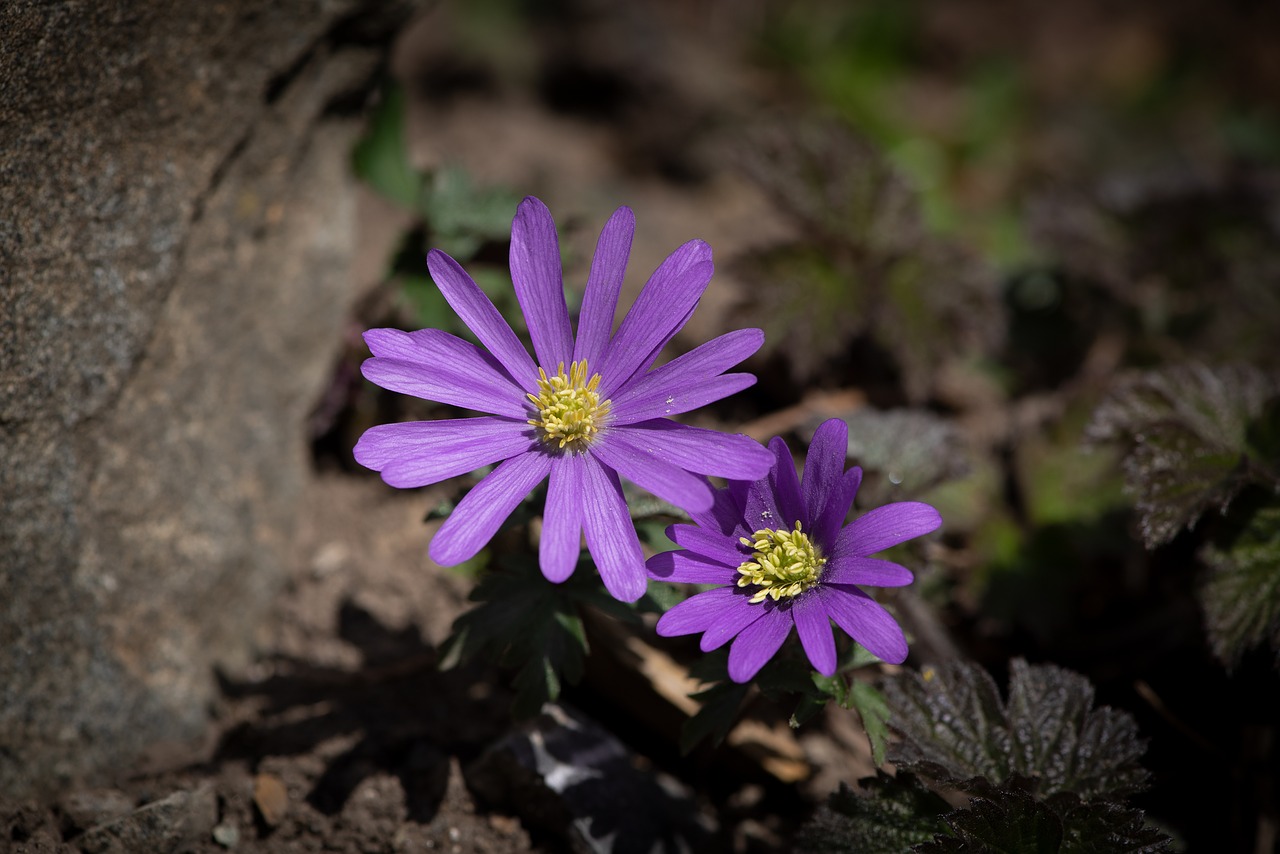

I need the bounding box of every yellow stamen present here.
[526,360,611,449]
[736,521,826,604]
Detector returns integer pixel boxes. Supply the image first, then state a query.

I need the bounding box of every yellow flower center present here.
[737,521,826,604]
[526,360,611,449]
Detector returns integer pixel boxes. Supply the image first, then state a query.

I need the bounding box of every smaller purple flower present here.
[648,418,942,683]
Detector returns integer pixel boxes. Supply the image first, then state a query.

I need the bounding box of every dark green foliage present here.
[918,787,1171,854]
[1088,363,1280,548]
[884,659,1150,800]
[798,660,1170,853]
[731,119,1003,398]
[836,406,972,508]
[352,84,526,336]
[1200,497,1280,666]
[439,557,627,718]
[678,680,750,755]
[794,775,950,854]
[352,85,423,209]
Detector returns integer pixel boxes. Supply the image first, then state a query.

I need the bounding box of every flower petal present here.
[832,502,943,559]
[665,523,746,567]
[655,585,751,638]
[792,594,837,676]
[356,418,535,487]
[590,433,714,513]
[579,452,647,602]
[744,437,803,532]
[646,550,738,584]
[541,454,584,583]
[429,451,553,565]
[427,248,538,390]
[599,240,713,394]
[608,328,764,423]
[360,351,528,419]
[573,206,634,368]
[608,421,773,480]
[699,589,770,651]
[688,483,748,537]
[727,605,794,683]
[611,374,758,425]
[510,197,573,369]
[822,556,914,588]
[822,585,908,664]
[803,419,858,550]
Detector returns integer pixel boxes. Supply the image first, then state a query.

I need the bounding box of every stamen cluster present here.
[527,360,611,449]
[737,521,827,603]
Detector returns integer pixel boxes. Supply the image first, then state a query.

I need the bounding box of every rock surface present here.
[0,0,416,797]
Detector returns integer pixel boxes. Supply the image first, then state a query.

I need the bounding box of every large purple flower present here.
[648,418,941,681]
[355,196,774,602]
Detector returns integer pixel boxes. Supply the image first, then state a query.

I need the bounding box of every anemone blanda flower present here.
[647,418,941,681]
[355,196,774,602]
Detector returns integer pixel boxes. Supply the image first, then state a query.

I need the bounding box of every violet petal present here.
[590,434,715,513]
[792,594,837,676]
[579,452,647,602]
[429,451,553,565]
[665,523,745,567]
[510,197,573,370]
[646,550,738,584]
[360,420,535,488]
[609,421,773,480]
[360,353,528,420]
[822,585,908,664]
[727,606,794,682]
[427,248,538,390]
[802,419,857,550]
[573,206,634,368]
[822,556,914,588]
[832,502,943,559]
[540,454,584,583]
[599,240,713,395]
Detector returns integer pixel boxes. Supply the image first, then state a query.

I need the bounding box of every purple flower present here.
[648,418,941,682]
[355,196,774,602]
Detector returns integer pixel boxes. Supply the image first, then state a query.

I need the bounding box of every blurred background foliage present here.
[325,0,1280,848]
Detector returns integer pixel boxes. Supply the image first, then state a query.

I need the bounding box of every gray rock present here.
[76,784,217,854]
[0,0,417,797]
[466,704,717,854]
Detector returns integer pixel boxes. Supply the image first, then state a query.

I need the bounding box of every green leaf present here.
[849,680,892,767]
[352,85,423,209]
[884,659,1150,800]
[1200,497,1280,666]
[679,681,750,754]
[917,788,1172,853]
[918,787,1064,853]
[420,166,522,259]
[794,774,950,854]
[1088,363,1280,547]
[438,559,602,717]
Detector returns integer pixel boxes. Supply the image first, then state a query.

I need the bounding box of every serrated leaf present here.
[838,407,971,501]
[918,787,1063,853]
[1200,498,1280,666]
[352,85,422,209]
[1055,795,1173,853]
[1088,363,1280,547]
[794,774,950,854]
[918,788,1172,854]
[885,659,1150,800]
[731,118,1002,396]
[438,561,600,717]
